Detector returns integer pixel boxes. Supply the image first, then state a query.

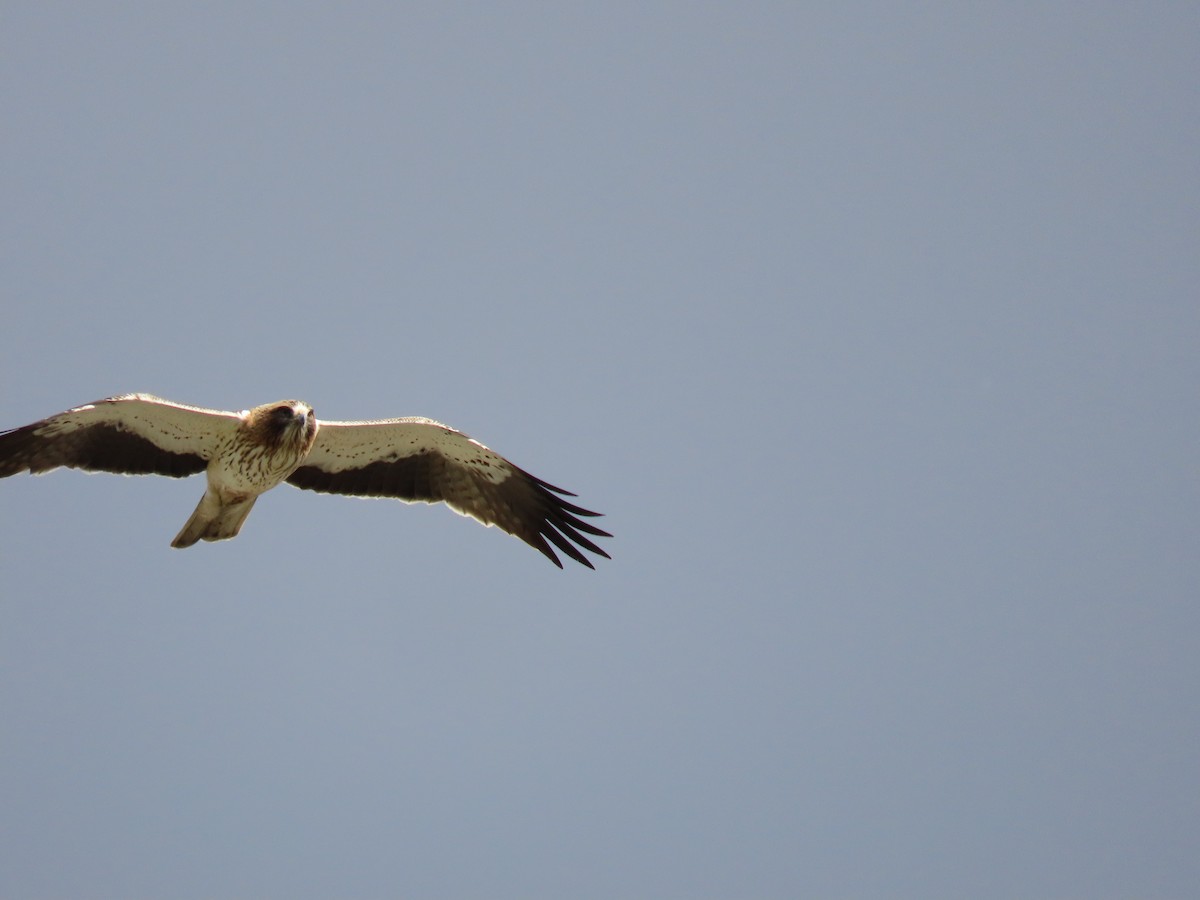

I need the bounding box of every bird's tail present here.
[171,490,258,548]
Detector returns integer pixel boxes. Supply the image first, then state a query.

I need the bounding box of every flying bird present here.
[0,394,610,568]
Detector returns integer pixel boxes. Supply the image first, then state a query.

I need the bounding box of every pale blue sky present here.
[2,4,1198,898]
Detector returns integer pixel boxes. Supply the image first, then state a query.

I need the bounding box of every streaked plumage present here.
[0,394,610,567]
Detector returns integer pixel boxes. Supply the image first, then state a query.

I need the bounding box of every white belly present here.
[205,436,308,498]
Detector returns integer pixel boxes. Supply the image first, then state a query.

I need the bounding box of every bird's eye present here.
[272,405,293,421]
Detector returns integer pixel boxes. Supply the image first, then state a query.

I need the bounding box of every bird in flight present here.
[0,394,610,568]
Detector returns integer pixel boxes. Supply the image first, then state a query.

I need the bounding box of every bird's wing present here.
[0,394,241,478]
[287,417,611,568]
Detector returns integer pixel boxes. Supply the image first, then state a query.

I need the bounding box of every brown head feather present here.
[241,401,318,463]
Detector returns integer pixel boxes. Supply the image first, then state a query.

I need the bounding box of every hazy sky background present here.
[2,4,1197,898]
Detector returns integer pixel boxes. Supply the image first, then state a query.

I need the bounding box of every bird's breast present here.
[206,433,309,495]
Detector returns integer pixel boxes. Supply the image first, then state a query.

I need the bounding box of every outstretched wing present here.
[286,417,611,568]
[0,394,240,479]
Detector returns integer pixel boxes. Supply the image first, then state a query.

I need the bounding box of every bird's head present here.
[249,400,318,456]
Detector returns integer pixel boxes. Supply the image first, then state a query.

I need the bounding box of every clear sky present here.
[2,4,1197,898]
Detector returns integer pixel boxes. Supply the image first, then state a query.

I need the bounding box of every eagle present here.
[0,394,610,568]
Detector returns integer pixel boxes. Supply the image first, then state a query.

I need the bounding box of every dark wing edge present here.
[0,420,208,479]
[286,454,611,568]
[516,470,613,569]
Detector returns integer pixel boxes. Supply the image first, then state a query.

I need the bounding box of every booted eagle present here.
[0,394,610,568]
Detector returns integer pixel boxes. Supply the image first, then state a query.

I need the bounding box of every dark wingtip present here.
[529,534,567,568]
